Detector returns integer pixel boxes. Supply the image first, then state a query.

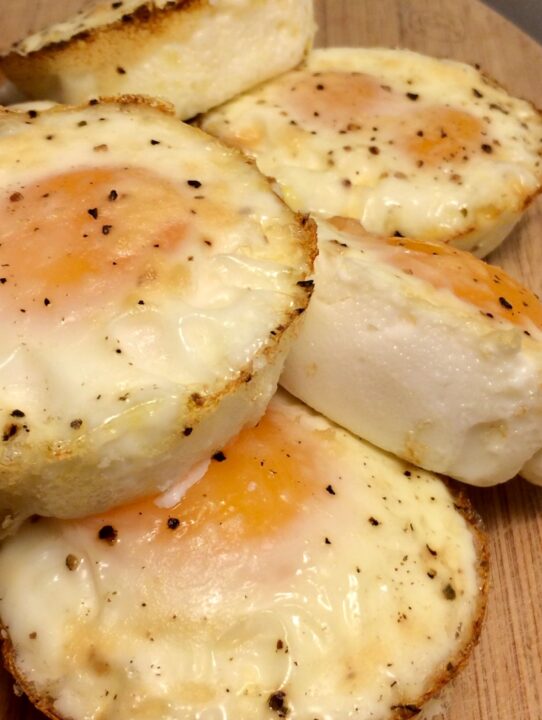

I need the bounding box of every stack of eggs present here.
[0,2,540,719]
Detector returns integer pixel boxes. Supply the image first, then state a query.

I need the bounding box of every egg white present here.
[0,391,487,720]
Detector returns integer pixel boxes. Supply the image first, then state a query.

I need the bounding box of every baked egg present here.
[0,391,487,720]
[0,98,316,530]
[0,0,315,120]
[281,217,542,486]
[201,47,542,257]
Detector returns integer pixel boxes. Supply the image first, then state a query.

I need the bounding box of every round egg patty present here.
[201,47,542,257]
[0,392,488,720]
[0,0,315,120]
[281,217,542,487]
[0,97,316,530]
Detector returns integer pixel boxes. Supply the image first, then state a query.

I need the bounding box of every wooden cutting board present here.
[0,1,541,718]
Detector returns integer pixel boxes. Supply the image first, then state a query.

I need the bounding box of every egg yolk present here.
[398,106,484,165]
[82,405,315,549]
[279,71,486,167]
[281,71,395,129]
[330,217,542,332]
[0,166,193,320]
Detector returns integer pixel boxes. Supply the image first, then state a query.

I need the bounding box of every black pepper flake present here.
[27,109,38,118]
[102,225,113,235]
[9,192,23,202]
[116,66,126,74]
[368,516,380,526]
[77,120,88,127]
[316,83,325,90]
[481,143,493,153]
[406,92,419,101]
[393,231,405,238]
[98,525,118,544]
[403,470,411,476]
[2,424,18,441]
[268,691,289,717]
[296,279,314,289]
[65,554,79,571]
[342,178,352,187]
[150,139,161,145]
[43,298,51,306]
[70,419,83,430]
[499,296,513,310]
[212,451,227,462]
[187,179,202,189]
[108,189,118,201]
[183,427,193,436]
[89,98,99,106]
[10,409,25,418]
[88,207,99,219]
[112,1,123,6]
[0,278,6,284]
[137,299,145,305]
[190,392,205,407]
[167,517,180,530]
[390,704,422,717]
[473,88,484,98]
[325,484,336,495]
[426,544,438,557]
[324,537,332,545]
[369,146,380,155]
[443,583,457,600]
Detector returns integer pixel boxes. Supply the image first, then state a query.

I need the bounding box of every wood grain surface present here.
[0,1,541,719]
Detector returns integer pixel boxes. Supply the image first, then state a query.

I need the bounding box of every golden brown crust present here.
[0,478,489,720]
[2,633,60,720]
[5,0,206,58]
[0,1,211,107]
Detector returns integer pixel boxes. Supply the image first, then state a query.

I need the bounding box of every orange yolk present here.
[281,71,396,130]
[398,106,484,165]
[0,167,191,319]
[280,71,486,167]
[330,217,542,332]
[82,406,315,549]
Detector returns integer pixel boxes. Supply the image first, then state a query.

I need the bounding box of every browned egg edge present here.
[1,0,208,59]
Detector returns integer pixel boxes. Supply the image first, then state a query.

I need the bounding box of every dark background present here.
[487,0,541,42]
